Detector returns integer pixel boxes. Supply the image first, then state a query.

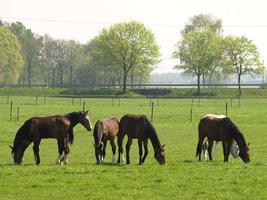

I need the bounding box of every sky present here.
[1,0,267,73]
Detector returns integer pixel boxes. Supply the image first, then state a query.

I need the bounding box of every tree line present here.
[0,14,263,94]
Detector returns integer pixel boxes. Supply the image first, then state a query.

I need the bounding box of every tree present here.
[182,14,222,35]
[91,21,160,93]
[173,30,223,94]
[9,22,43,87]
[224,36,262,95]
[0,27,24,84]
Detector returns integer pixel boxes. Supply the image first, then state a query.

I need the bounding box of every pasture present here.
[0,96,266,199]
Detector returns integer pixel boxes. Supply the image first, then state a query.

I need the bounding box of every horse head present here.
[239,143,250,163]
[10,144,23,165]
[154,144,165,165]
[79,110,92,131]
[94,143,103,164]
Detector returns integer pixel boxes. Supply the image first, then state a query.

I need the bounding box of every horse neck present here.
[231,127,247,148]
[67,114,79,128]
[147,126,161,152]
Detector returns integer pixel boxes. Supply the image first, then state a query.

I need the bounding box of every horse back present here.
[27,115,71,139]
[199,115,233,141]
[119,114,148,139]
[94,117,119,142]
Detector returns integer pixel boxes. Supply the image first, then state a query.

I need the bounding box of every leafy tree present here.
[91,21,160,93]
[173,30,223,94]
[182,14,222,35]
[223,36,262,95]
[0,27,24,84]
[9,22,43,87]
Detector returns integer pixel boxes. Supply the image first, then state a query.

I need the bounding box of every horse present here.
[10,111,92,165]
[117,114,165,165]
[93,117,120,164]
[196,114,250,163]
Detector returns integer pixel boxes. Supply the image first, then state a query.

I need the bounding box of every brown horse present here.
[10,111,92,165]
[93,117,120,164]
[196,114,250,163]
[117,114,165,165]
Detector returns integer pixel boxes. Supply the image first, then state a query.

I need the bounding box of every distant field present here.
[0,96,266,199]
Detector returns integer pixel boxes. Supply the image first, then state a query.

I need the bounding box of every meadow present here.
[0,95,266,200]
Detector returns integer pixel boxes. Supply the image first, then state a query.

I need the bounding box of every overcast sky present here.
[1,0,267,73]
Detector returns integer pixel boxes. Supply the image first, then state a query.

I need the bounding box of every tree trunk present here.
[52,68,55,88]
[60,65,63,85]
[238,73,242,96]
[69,64,73,87]
[197,74,201,95]
[122,68,127,93]
[27,56,32,88]
[131,72,134,88]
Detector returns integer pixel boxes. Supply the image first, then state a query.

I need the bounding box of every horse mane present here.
[13,119,31,151]
[225,117,247,147]
[142,116,162,151]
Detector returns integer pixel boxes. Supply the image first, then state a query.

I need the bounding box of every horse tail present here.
[68,128,74,145]
[93,120,101,146]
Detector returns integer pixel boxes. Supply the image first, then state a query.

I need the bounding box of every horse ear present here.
[162,144,165,148]
[247,142,250,147]
[86,110,89,114]
[9,145,14,150]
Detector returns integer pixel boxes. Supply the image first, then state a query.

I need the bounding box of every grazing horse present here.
[196,114,250,163]
[93,117,120,164]
[117,114,165,165]
[10,111,92,165]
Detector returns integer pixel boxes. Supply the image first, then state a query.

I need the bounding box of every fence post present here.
[191,97,194,107]
[10,101,13,121]
[225,102,228,116]
[190,108,192,123]
[238,96,240,107]
[151,102,154,122]
[35,95,38,105]
[83,101,85,111]
[112,98,114,106]
[17,106,20,121]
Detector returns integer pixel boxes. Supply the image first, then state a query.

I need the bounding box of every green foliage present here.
[0,26,24,84]
[182,14,223,35]
[91,21,160,92]
[224,36,262,95]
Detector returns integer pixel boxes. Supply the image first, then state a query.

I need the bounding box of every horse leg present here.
[117,134,125,163]
[138,139,143,165]
[62,138,70,165]
[33,139,41,165]
[56,139,64,165]
[102,141,107,163]
[222,141,228,162]
[196,136,205,161]
[207,139,214,161]
[125,137,132,164]
[225,140,232,162]
[110,139,117,163]
[141,138,148,164]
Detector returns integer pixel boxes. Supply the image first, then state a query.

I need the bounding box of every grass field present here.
[0,96,267,200]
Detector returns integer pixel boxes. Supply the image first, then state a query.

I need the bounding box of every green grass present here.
[0,96,267,199]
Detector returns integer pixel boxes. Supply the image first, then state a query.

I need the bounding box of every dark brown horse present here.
[93,117,120,164]
[196,114,250,163]
[10,111,92,165]
[117,114,165,165]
